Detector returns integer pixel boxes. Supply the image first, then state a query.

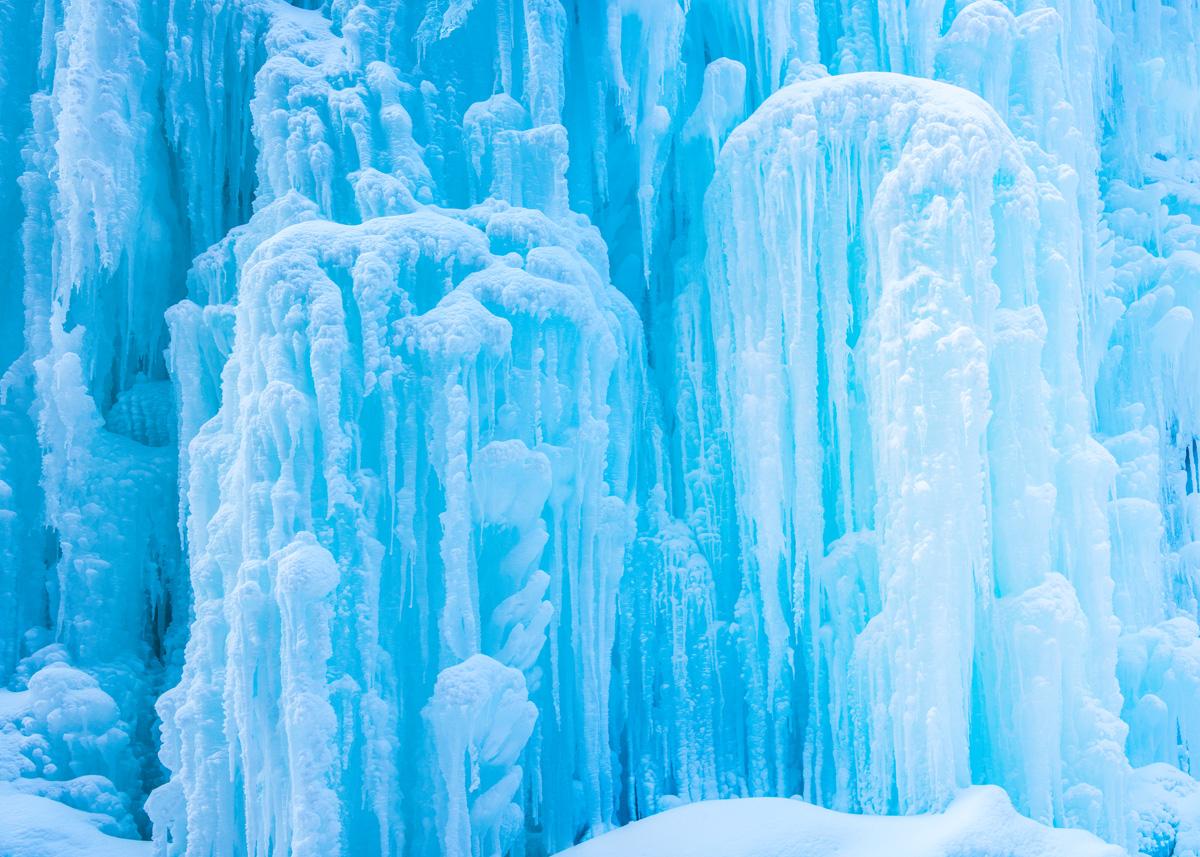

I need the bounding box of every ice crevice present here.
[0,0,1199,856]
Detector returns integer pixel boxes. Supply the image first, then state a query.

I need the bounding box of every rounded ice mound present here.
[702,71,1127,838]
[712,74,1034,271]
[721,70,1018,149]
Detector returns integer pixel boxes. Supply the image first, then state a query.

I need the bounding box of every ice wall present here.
[0,0,1198,855]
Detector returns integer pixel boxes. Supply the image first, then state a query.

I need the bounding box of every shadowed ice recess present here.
[0,0,1199,854]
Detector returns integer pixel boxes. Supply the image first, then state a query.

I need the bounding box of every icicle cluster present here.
[0,0,1199,855]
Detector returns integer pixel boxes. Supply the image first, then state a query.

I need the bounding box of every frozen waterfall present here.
[1,0,1199,855]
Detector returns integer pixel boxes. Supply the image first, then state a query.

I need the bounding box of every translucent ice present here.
[0,0,1199,855]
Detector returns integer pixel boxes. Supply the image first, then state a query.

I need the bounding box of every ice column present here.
[704,73,1127,836]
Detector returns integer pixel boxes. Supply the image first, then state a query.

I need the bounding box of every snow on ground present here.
[0,787,150,857]
[556,788,1124,857]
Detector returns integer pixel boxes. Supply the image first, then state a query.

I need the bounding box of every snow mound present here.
[556,788,1123,857]
[0,787,150,857]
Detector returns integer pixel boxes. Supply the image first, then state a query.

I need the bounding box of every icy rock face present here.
[0,0,1199,855]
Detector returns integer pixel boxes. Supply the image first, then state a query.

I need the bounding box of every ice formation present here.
[0,0,1199,855]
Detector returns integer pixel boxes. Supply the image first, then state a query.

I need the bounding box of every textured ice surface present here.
[0,0,1199,855]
